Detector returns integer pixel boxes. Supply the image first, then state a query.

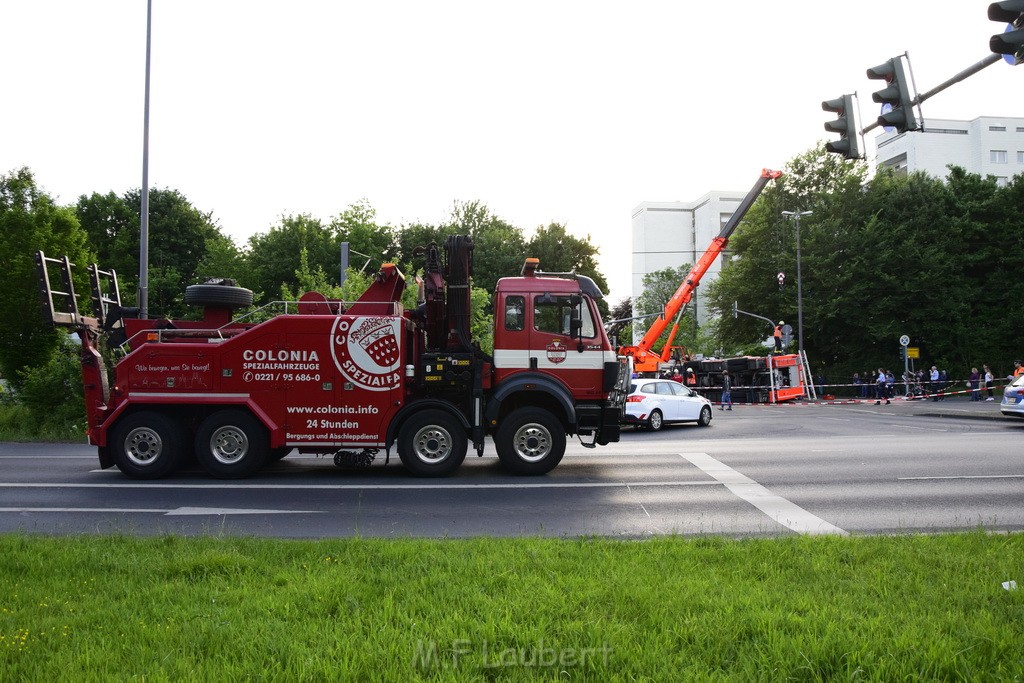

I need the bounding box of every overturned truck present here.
[675,353,808,404]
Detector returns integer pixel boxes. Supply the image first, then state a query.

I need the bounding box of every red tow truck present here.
[36,235,628,479]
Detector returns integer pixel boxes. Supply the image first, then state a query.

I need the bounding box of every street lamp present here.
[781,210,813,356]
[140,0,153,319]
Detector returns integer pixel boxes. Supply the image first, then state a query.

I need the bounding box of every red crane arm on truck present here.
[620,168,782,370]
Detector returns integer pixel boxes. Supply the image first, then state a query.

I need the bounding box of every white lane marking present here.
[167,507,318,515]
[680,452,848,537]
[899,474,1024,481]
[0,455,95,459]
[0,507,319,515]
[885,423,949,432]
[0,507,167,513]
[0,480,721,491]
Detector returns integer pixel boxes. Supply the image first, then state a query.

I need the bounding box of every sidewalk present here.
[822,395,1009,421]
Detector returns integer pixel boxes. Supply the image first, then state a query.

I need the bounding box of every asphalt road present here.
[1,399,1021,538]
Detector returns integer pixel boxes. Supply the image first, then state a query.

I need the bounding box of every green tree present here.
[75,188,224,317]
[441,201,526,292]
[280,248,417,311]
[246,201,395,305]
[195,233,247,285]
[395,222,447,268]
[0,168,92,387]
[606,297,633,350]
[245,214,337,304]
[330,199,397,266]
[708,144,1024,383]
[526,223,611,316]
[633,265,695,358]
[708,146,869,366]
[281,249,494,353]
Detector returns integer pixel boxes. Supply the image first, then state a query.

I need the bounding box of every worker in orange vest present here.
[773,321,784,352]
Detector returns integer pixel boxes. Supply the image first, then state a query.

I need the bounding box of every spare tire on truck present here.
[184,281,254,309]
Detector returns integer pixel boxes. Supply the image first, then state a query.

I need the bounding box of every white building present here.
[875,116,1024,184]
[630,191,744,330]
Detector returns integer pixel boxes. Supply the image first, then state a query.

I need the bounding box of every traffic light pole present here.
[732,302,776,329]
[860,53,1001,135]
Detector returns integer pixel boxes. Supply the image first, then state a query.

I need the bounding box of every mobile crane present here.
[620,169,782,373]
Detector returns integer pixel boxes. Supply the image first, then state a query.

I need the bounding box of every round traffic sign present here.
[899,335,910,347]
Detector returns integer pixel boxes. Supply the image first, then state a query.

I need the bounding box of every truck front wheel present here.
[495,408,566,475]
[195,410,269,479]
[397,410,467,477]
[109,411,187,479]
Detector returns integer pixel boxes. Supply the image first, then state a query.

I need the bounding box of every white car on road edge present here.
[624,379,714,431]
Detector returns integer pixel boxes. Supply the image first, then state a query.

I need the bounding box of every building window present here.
[991,150,1008,164]
[1018,151,1024,164]
[1017,127,1024,133]
[989,125,1007,132]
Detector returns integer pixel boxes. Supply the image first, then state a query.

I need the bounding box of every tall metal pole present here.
[782,210,813,356]
[139,0,152,319]
[795,214,804,356]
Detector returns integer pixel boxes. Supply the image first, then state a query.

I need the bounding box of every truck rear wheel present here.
[397,410,467,477]
[495,407,566,475]
[110,411,187,479]
[195,410,269,479]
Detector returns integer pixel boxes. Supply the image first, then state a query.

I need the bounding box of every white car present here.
[1001,373,1024,418]
[624,379,713,431]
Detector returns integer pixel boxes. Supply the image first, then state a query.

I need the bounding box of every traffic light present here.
[866,57,919,133]
[822,94,861,159]
[989,1,1024,65]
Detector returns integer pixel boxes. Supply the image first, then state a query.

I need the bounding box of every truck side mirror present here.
[569,308,583,351]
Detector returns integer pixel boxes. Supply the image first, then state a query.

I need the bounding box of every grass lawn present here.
[1,532,1022,681]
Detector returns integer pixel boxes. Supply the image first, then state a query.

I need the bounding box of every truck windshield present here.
[534,295,595,338]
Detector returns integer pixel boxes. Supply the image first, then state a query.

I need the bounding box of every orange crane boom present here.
[621,168,782,372]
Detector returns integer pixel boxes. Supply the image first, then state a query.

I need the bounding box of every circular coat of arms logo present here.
[331,316,402,391]
[546,340,567,364]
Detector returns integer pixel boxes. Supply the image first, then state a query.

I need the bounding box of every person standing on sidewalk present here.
[875,368,890,405]
[969,367,981,401]
[720,371,733,411]
[984,365,995,401]
[929,365,940,401]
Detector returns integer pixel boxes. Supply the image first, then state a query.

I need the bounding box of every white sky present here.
[2,1,1020,303]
